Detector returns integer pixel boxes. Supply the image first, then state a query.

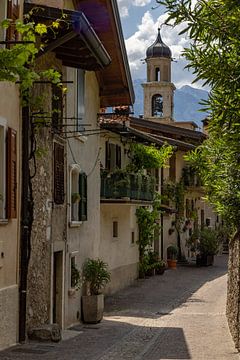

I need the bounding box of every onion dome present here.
[146,28,172,59]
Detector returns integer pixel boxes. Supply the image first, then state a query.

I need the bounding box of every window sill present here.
[69,221,82,228]
[74,132,88,143]
[0,219,8,226]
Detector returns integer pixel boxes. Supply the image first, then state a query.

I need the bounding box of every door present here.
[53,251,63,327]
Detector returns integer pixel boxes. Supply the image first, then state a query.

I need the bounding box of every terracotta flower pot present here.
[167,259,177,269]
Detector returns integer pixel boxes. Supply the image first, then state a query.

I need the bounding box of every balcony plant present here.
[81,258,111,323]
[167,245,178,269]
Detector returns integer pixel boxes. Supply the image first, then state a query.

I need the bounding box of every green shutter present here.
[79,172,87,221]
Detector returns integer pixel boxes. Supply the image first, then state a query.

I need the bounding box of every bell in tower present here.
[142,28,176,122]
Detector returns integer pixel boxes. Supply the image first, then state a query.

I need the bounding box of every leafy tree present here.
[156,0,240,231]
[156,0,240,346]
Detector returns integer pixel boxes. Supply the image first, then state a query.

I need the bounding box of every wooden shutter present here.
[7,128,17,218]
[116,145,121,169]
[79,172,87,221]
[105,141,111,170]
[54,143,64,204]
[169,153,176,181]
[6,0,19,46]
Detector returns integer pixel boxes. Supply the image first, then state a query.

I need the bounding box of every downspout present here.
[160,168,164,260]
[19,101,30,343]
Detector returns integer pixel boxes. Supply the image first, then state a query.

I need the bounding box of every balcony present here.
[101,170,155,202]
[182,167,202,187]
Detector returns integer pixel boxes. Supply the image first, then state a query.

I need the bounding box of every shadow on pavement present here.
[0,322,191,360]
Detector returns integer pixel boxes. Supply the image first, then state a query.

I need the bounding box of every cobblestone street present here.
[1,255,239,360]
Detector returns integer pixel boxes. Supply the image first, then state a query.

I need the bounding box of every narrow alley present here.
[0,255,238,360]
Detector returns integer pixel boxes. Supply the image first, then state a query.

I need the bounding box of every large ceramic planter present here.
[82,294,104,323]
[167,259,177,269]
[196,254,214,266]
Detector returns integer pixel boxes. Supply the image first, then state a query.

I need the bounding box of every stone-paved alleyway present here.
[0,255,239,360]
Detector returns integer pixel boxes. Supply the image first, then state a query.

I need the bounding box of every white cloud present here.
[125,11,197,87]
[117,0,152,18]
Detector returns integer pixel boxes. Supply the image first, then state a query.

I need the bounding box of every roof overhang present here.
[24,2,111,71]
[73,0,135,107]
[130,117,206,146]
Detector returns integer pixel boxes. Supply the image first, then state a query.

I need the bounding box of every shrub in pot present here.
[82,258,111,323]
[196,227,219,266]
[154,260,166,275]
[167,245,178,269]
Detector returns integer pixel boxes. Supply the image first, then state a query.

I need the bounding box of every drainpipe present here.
[19,102,30,343]
[160,168,164,260]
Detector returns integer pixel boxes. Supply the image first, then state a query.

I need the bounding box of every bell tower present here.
[142,28,175,122]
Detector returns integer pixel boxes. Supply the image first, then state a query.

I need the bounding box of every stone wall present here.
[0,285,18,350]
[227,234,240,350]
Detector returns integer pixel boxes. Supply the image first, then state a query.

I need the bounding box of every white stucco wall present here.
[0,82,21,349]
[65,68,101,327]
[100,204,139,294]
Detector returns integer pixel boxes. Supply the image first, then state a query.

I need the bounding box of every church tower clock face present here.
[142,28,175,123]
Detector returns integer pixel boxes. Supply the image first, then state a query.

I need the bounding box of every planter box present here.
[196,254,214,266]
[82,294,104,323]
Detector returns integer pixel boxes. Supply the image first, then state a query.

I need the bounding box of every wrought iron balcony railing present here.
[101,170,155,202]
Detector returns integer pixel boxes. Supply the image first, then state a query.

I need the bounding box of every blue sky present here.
[117,0,202,89]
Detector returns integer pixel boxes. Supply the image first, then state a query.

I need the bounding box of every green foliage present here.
[136,195,160,258]
[82,258,111,295]
[128,143,173,172]
[198,227,219,255]
[71,262,81,290]
[167,245,178,260]
[186,227,219,255]
[0,12,63,97]
[157,0,240,231]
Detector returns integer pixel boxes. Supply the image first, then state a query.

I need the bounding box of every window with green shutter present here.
[79,172,87,221]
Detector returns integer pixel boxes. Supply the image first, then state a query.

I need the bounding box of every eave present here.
[130,117,206,146]
[24,3,111,71]
[74,0,135,107]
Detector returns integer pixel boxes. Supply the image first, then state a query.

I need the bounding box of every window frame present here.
[0,118,7,220]
[69,164,88,226]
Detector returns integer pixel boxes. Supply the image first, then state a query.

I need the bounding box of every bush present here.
[167,245,178,260]
[198,227,219,255]
[82,258,111,295]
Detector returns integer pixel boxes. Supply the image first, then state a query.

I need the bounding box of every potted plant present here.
[196,227,219,266]
[167,245,178,269]
[71,192,81,203]
[145,250,159,276]
[81,258,111,323]
[154,260,166,275]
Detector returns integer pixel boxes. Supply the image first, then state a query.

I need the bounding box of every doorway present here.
[53,251,63,327]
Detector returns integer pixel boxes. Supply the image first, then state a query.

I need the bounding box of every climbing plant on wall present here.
[127,143,173,172]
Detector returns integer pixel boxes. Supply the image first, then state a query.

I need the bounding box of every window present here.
[70,256,80,289]
[6,0,19,46]
[155,67,160,81]
[54,142,65,204]
[70,164,87,223]
[131,231,135,244]
[152,94,163,117]
[112,220,118,238]
[76,69,85,132]
[0,120,17,220]
[0,122,6,219]
[169,153,176,181]
[105,142,121,171]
